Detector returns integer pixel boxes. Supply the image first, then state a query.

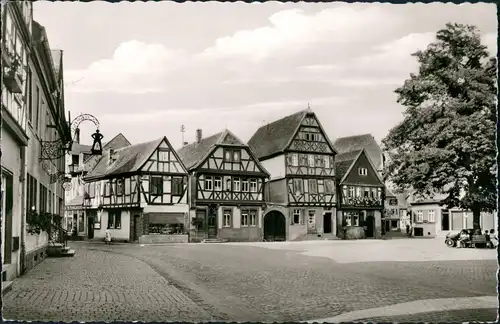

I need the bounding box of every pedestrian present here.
[104,227,112,245]
[458,229,470,248]
[490,229,498,248]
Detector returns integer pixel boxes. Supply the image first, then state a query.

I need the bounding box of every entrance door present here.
[207,207,217,239]
[2,173,13,264]
[87,216,94,239]
[323,213,332,233]
[133,215,140,241]
[366,215,375,238]
[263,211,286,241]
[441,210,450,231]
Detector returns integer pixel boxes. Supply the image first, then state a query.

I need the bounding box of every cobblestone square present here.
[3,239,497,322]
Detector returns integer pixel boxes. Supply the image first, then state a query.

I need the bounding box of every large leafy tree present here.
[382,23,497,230]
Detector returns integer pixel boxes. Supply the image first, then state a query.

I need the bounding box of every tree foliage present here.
[382,23,497,229]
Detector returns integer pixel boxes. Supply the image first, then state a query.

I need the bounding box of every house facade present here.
[64,132,130,238]
[248,109,338,241]
[83,137,189,244]
[2,2,71,282]
[335,149,384,239]
[177,129,269,242]
[408,194,497,237]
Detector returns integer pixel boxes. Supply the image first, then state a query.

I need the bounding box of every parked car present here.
[445,229,473,248]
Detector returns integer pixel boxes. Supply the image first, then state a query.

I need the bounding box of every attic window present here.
[358,168,368,176]
[224,149,240,163]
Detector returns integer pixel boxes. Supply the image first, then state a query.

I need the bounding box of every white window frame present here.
[223,209,232,228]
[241,210,249,227]
[358,168,368,176]
[293,209,301,225]
[233,178,241,192]
[249,210,257,227]
[428,210,435,223]
[204,176,213,190]
[292,154,299,167]
[233,151,240,162]
[241,179,249,192]
[158,151,168,161]
[308,154,315,167]
[250,179,257,192]
[324,155,330,169]
[416,210,424,222]
[214,177,222,191]
[355,187,361,197]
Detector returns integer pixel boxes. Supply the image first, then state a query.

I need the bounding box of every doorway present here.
[2,172,13,265]
[263,211,286,241]
[87,216,94,239]
[207,206,217,239]
[323,212,332,234]
[441,210,450,231]
[366,215,375,238]
[133,215,141,241]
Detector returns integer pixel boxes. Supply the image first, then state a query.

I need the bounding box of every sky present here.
[33,2,497,149]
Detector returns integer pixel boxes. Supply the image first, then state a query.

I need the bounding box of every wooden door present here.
[207,208,217,239]
[323,213,332,233]
[366,216,375,238]
[87,216,94,239]
[133,215,140,241]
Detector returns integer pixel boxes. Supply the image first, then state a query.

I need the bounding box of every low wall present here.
[139,234,188,244]
[23,244,47,275]
[344,226,366,240]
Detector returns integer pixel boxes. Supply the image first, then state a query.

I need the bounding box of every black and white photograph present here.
[0,1,497,322]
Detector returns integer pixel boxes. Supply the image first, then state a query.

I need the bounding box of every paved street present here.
[3,239,497,322]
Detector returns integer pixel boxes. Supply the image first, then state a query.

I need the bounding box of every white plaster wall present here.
[1,130,23,271]
[260,155,285,180]
[143,204,189,214]
[96,210,130,240]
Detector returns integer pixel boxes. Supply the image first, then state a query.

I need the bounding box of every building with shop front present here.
[82,137,189,244]
[64,132,130,238]
[177,129,269,242]
[335,149,384,239]
[248,109,338,241]
[2,1,71,284]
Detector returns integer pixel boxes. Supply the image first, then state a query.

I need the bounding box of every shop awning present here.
[147,213,185,225]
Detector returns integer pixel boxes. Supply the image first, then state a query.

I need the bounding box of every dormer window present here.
[358,168,368,176]
[71,154,79,166]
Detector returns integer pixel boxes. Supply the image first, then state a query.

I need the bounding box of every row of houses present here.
[2,1,71,284]
[66,108,497,244]
[65,109,387,243]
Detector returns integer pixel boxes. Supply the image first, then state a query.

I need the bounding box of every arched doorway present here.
[263,211,286,241]
[366,215,375,238]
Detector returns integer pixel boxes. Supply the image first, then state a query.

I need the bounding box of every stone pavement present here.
[3,240,497,322]
[2,247,212,322]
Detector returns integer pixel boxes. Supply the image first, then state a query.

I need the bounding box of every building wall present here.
[336,209,382,239]
[96,210,131,240]
[1,132,23,280]
[260,155,285,180]
[343,152,382,186]
[265,178,287,204]
[410,204,498,237]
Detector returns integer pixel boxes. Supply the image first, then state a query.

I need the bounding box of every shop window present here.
[108,210,121,229]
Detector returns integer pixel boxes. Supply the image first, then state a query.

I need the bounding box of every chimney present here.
[75,127,80,144]
[196,129,202,143]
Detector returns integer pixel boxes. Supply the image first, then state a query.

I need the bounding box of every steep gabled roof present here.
[84,137,164,180]
[334,150,363,181]
[248,108,337,160]
[176,129,248,171]
[334,134,383,171]
[334,149,384,185]
[83,133,131,173]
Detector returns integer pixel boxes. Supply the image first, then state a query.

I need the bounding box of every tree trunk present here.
[472,204,481,231]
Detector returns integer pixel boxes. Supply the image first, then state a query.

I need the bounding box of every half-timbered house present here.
[335,149,384,239]
[177,129,269,242]
[83,136,189,243]
[248,109,338,241]
[64,132,130,239]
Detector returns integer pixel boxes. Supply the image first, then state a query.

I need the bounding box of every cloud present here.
[198,6,400,62]
[65,40,187,93]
